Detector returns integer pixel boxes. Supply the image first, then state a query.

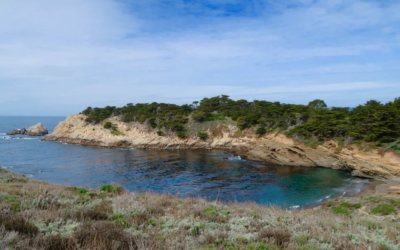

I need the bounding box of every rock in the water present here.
[25,123,48,136]
[6,123,48,136]
[6,128,26,135]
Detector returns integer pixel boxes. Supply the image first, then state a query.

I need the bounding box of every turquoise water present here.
[0,116,370,208]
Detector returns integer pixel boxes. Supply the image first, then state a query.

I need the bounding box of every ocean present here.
[0,116,371,208]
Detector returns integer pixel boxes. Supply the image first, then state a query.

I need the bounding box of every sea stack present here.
[6,123,48,136]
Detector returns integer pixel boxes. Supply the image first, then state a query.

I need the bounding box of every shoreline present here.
[43,114,400,179]
[1,164,395,210]
[1,167,400,249]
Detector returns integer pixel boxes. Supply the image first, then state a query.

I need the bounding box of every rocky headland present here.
[43,114,400,179]
[7,123,48,136]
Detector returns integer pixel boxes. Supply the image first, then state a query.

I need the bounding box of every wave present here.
[1,166,13,169]
[227,156,242,161]
[1,136,39,140]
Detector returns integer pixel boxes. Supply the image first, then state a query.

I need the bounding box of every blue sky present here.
[1,0,399,116]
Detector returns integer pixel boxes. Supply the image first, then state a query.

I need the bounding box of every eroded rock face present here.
[43,114,400,179]
[7,123,48,136]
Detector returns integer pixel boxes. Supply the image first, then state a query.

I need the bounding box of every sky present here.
[1,0,400,116]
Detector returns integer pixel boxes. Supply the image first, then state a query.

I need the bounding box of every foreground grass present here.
[1,168,400,250]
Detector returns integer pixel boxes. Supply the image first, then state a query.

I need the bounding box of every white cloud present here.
[0,0,399,115]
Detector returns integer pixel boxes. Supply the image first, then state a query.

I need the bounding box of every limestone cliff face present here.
[43,114,400,179]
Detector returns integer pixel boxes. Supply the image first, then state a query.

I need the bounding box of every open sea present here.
[0,116,371,208]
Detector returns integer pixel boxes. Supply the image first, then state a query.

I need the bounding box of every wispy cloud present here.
[0,0,399,115]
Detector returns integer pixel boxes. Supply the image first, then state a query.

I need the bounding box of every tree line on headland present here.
[81,95,400,148]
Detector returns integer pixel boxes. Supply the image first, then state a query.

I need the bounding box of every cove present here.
[0,116,370,208]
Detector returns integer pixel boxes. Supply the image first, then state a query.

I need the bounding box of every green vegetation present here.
[197,131,208,140]
[103,121,112,129]
[100,184,123,194]
[176,131,187,138]
[328,201,362,216]
[255,127,267,136]
[370,204,396,215]
[1,167,400,249]
[80,95,400,148]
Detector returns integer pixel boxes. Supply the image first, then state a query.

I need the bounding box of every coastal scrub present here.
[1,168,400,249]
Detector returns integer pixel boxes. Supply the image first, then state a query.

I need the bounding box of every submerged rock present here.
[7,123,48,136]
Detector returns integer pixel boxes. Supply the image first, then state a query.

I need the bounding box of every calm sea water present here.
[0,116,370,208]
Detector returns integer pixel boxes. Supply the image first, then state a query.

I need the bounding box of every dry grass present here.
[1,167,400,250]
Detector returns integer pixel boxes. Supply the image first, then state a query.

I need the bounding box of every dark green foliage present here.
[84,106,117,123]
[176,131,187,138]
[197,131,208,140]
[156,130,164,136]
[81,95,400,145]
[81,106,92,115]
[103,122,112,129]
[255,127,267,136]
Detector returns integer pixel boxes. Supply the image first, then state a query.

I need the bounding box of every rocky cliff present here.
[43,114,400,179]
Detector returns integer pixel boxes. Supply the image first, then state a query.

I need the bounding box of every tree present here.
[308,99,327,111]
[82,107,92,115]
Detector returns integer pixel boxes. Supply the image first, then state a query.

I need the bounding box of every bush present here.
[370,204,396,215]
[37,234,74,250]
[176,131,187,138]
[103,122,112,129]
[80,201,112,221]
[100,184,123,194]
[110,130,123,136]
[197,131,208,140]
[255,127,267,136]
[258,228,291,248]
[0,215,39,235]
[74,221,135,249]
[157,130,164,136]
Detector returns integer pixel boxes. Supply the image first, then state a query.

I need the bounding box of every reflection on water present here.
[0,116,370,208]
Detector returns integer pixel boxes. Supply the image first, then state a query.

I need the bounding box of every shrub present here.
[0,215,39,235]
[100,184,123,194]
[197,131,208,140]
[80,201,112,221]
[111,130,123,136]
[176,131,187,138]
[329,201,361,216]
[77,188,88,194]
[74,221,135,249]
[203,206,218,217]
[255,127,267,136]
[157,130,164,136]
[258,228,291,248]
[37,235,74,250]
[370,204,396,215]
[103,122,112,129]
[332,206,350,216]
